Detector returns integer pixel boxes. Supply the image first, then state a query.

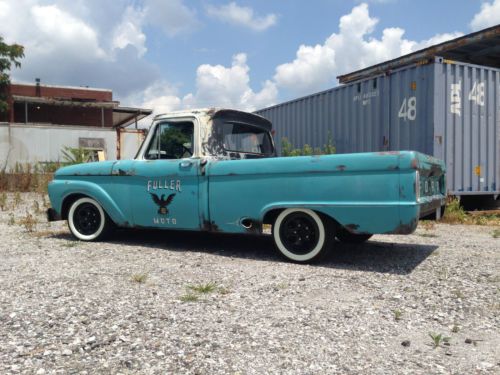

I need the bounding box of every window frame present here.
[142,118,198,161]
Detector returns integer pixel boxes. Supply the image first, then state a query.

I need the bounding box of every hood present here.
[55,161,117,177]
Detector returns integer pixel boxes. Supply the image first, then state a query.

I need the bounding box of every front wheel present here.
[272,208,334,263]
[67,197,113,241]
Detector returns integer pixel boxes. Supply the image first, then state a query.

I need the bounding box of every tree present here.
[0,36,24,113]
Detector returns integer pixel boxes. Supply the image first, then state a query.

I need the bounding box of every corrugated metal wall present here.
[434,60,499,194]
[256,58,500,195]
[258,76,389,154]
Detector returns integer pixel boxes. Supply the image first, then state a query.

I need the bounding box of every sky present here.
[1,0,499,117]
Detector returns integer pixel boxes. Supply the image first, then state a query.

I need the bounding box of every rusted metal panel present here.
[256,58,500,196]
[117,128,146,160]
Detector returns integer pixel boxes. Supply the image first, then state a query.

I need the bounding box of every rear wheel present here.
[272,208,333,263]
[67,197,112,241]
[336,227,372,244]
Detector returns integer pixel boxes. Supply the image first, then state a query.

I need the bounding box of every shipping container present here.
[256,57,500,197]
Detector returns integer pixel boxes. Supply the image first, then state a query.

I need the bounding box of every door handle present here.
[180,160,192,168]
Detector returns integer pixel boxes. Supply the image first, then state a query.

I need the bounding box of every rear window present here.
[220,122,274,155]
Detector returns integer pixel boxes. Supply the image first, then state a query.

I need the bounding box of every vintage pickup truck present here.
[47,108,446,263]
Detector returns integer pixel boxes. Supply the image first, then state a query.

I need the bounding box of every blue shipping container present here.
[256,57,500,196]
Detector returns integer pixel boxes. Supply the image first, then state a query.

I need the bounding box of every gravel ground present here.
[0,192,499,374]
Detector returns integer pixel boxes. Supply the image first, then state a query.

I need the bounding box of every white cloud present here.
[182,53,277,110]
[0,0,164,98]
[112,5,147,57]
[273,3,462,96]
[144,0,199,37]
[470,0,500,31]
[126,54,277,120]
[30,4,106,59]
[206,2,277,31]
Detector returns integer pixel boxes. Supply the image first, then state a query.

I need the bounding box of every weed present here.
[61,147,92,165]
[63,242,79,248]
[32,200,41,214]
[437,267,450,281]
[19,211,37,232]
[0,192,7,211]
[442,198,467,224]
[131,273,148,283]
[451,325,460,333]
[180,293,199,302]
[492,229,500,238]
[188,282,217,294]
[452,289,465,299]
[7,213,15,225]
[419,220,435,230]
[393,309,403,321]
[429,333,450,348]
[13,192,22,207]
[419,233,438,238]
[275,282,288,290]
[41,194,50,209]
[218,286,230,295]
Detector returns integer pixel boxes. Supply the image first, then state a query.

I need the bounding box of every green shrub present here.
[61,147,92,165]
[281,132,336,157]
[442,198,467,224]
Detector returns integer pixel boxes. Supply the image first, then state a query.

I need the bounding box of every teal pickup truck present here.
[47,108,446,263]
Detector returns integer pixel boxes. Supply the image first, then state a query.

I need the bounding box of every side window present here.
[146,121,194,160]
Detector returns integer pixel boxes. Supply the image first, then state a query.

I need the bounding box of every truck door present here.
[129,120,200,229]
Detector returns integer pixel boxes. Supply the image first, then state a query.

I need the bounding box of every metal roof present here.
[338,24,500,84]
[12,95,152,128]
[112,107,152,128]
[12,95,119,108]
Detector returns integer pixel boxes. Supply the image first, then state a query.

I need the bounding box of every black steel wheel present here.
[272,208,334,263]
[68,197,112,241]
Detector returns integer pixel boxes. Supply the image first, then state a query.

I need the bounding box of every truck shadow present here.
[104,229,438,275]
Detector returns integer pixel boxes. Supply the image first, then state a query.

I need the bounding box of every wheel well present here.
[263,209,283,225]
[263,208,341,229]
[61,193,87,220]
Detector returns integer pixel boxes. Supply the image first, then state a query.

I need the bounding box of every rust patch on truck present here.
[345,224,360,232]
[202,220,220,232]
[111,168,136,176]
[386,219,417,234]
[336,165,347,171]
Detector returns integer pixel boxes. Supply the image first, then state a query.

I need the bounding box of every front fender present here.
[48,179,129,226]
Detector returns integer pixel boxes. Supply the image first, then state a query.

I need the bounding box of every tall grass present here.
[0,162,57,192]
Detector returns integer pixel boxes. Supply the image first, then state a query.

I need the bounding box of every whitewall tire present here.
[67,197,111,241]
[272,208,333,263]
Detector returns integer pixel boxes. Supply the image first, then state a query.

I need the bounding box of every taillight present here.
[415,171,420,201]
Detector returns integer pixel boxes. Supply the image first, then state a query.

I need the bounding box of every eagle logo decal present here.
[150,193,176,215]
